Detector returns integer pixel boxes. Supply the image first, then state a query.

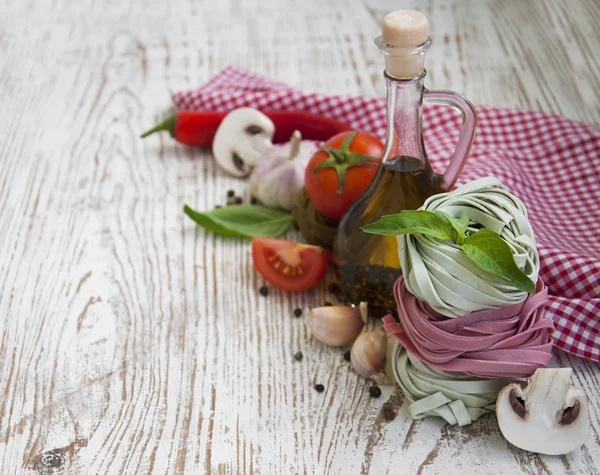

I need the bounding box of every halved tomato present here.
[252,237,331,291]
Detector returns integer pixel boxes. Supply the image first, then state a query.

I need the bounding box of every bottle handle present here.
[423,89,478,190]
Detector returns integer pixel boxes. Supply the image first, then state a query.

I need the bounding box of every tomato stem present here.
[312,131,381,194]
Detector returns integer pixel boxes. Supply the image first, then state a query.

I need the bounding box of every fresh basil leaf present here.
[461,228,536,293]
[362,210,454,241]
[434,211,469,244]
[183,205,245,237]
[183,204,294,238]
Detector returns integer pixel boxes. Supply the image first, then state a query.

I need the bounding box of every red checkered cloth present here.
[173,67,600,362]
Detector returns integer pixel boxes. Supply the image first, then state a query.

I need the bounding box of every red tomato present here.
[305,131,385,221]
[252,237,331,291]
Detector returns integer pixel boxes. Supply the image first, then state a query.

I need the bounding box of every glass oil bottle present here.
[333,10,478,315]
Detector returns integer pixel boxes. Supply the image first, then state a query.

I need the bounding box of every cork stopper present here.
[382,10,429,47]
[379,10,430,79]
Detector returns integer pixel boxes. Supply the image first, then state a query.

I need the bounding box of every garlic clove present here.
[368,334,396,385]
[378,334,397,385]
[359,301,369,325]
[351,330,389,382]
[308,306,364,346]
[372,372,394,385]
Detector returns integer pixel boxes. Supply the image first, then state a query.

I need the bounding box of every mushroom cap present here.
[212,108,275,177]
[496,368,590,455]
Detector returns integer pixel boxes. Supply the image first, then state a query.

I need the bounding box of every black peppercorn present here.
[382,403,396,421]
[215,205,222,208]
[315,384,325,393]
[324,301,332,306]
[369,386,382,398]
[259,286,268,296]
[293,308,303,317]
[234,196,243,204]
[227,190,235,197]
[343,351,351,362]
[294,351,303,362]
[328,283,339,293]
[250,196,258,205]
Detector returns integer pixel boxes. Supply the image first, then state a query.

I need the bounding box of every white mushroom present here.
[212,108,275,177]
[496,368,590,455]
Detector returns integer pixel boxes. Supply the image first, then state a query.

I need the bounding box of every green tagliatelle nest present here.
[391,343,509,426]
[399,177,540,317]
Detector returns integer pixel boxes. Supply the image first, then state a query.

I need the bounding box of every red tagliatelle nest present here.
[383,277,555,379]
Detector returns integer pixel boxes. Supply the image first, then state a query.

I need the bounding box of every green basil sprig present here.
[434,211,469,244]
[363,211,536,293]
[184,204,294,238]
[367,210,455,240]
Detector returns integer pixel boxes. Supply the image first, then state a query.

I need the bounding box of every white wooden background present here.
[1,0,599,473]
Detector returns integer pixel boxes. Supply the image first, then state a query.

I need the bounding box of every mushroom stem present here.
[288,130,303,160]
[525,368,574,420]
[496,368,590,455]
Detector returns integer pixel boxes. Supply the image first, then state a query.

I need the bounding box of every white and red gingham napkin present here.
[173,67,600,362]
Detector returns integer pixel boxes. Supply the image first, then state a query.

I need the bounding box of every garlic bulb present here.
[249,131,316,211]
[308,305,365,347]
[351,330,393,384]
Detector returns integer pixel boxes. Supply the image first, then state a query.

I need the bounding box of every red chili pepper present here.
[140,110,350,147]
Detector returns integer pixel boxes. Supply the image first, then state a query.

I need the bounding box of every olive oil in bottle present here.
[332,10,477,315]
[334,157,443,314]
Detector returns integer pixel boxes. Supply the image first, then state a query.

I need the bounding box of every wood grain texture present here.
[0,0,598,473]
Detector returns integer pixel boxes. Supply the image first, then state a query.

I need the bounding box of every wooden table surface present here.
[1,0,599,473]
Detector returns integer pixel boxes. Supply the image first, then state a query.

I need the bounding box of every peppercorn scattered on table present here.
[1,0,599,473]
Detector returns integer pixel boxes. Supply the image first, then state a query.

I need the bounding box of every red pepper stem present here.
[140,116,176,138]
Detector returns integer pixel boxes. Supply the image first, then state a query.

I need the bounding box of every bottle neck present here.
[382,71,428,167]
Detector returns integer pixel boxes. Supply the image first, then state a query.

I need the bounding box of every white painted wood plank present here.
[0,0,598,473]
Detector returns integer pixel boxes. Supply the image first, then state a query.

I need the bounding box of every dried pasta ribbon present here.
[384,277,554,379]
[398,177,540,317]
[391,343,508,426]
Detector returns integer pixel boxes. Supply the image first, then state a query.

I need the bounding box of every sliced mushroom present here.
[212,108,275,177]
[496,368,590,455]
